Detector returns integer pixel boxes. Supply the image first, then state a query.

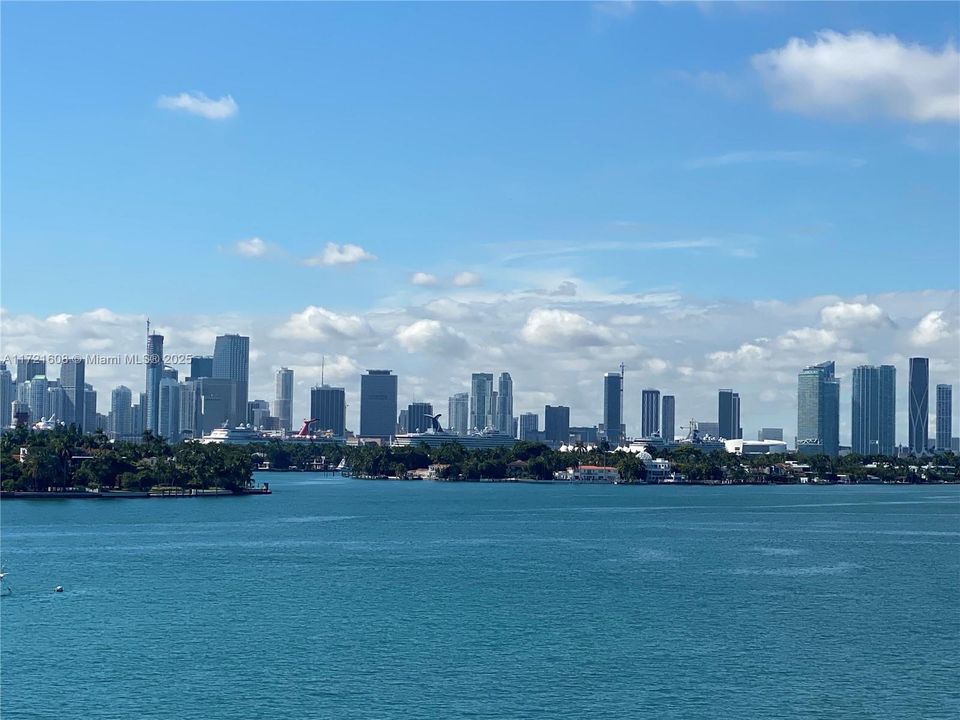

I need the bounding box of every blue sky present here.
[3,2,958,315]
[2,2,958,439]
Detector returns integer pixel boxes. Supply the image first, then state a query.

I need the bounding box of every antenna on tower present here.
[321,355,325,385]
[146,318,151,338]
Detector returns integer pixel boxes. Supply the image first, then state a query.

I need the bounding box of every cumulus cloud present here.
[752,30,960,122]
[410,272,439,286]
[777,327,842,353]
[911,310,951,346]
[303,243,376,267]
[707,342,770,369]
[820,301,892,329]
[452,271,481,287]
[273,306,372,341]
[156,92,238,120]
[394,320,469,356]
[520,308,617,347]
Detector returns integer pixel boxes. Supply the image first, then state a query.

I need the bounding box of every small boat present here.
[1,570,11,597]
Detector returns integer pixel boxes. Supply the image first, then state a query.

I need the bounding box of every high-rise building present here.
[16,358,46,384]
[178,381,201,439]
[360,370,397,438]
[851,366,880,456]
[908,357,929,455]
[603,371,623,444]
[194,378,242,434]
[797,361,840,457]
[158,378,181,439]
[11,401,30,427]
[274,367,294,432]
[47,385,68,424]
[27,375,49,423]
[518,412,539,441]
[0,362,13,428]
[145,331,164,433]
[84,384,97,435]
[544,405,570,444]
[641,389,660,438]
[470,373,494,431]
[661,395,675,443]
[189,355,214,380]
[448,392,469,435]
[110,386,133,439]
[496,372,514,435]
[878,365,896,456]
[213,334,250,424]
[60,358,85,430]
[311,385,346,437]
[936,384,953,452]
[406,402,434,433]
[758,427,784,442]
[248,399,272,429]
[718,389,741,440]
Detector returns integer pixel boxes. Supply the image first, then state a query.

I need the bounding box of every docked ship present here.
[392,414,517,450]
[197,424,265,445]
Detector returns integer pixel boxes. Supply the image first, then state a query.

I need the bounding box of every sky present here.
[1,1,958,443]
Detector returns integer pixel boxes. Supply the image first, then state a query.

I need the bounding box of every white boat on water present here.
[1,570,11,597]
[197,424,265,445]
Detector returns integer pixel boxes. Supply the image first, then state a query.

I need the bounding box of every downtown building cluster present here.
[1,336,956,458]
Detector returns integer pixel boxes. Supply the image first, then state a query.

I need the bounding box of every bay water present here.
[2,476,958,719]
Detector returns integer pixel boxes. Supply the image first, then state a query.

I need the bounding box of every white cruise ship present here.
[197,425,265,445]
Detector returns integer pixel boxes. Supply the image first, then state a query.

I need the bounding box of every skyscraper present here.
[718,389,741,440]
[544,405,570,445]
[310,384,347,437]
[0,362,13,428]
[213,334,250,423]
[878,365,896,456]
[59,358,85,430]
[189,355,214,380]
[158,377,181,439]
[470,373,494,431]
[936,384,952,452]
[359,370,397,438]
[145,331,164,433]
[178,381,201,439]
[110,385,133,439]
[406,402,434,433]
[47,384,68,424]
[496,372,514,435]
[641,389,660,438]
[518,412,539,441]
[274,367,294,432]
[84,384,97,435]
[797,361,840,457]
[27,375,49,423]
[661,395,675,443]
[603,371,623,444]
[16,358,45,384]
[851,366,879,455]
[908,357,929,455]
[448,392,469,435]
[758,427,784,441]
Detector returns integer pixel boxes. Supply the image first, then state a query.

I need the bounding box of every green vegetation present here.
[1,426,254,493]
[2,425,957,492]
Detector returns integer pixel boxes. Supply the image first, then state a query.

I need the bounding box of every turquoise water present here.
[2,476,958,719]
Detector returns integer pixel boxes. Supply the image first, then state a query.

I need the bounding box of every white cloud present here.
[752,31,960,122]
[303,243,376,267]
[273,306,372,341]
[394,320,469,356]
[820,301,891,329]
[777,327,842,352]
[452,271,481,287]
[707,342,770,369]
[911,310,951,346]
[520,308,618,347]
[156,92,238,120]
[231,237,273,258]
[410,272,439,286]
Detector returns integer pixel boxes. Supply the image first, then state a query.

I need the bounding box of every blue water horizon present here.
[3,476,958,719]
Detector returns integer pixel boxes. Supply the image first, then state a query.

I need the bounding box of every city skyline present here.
[0,3,957,444]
